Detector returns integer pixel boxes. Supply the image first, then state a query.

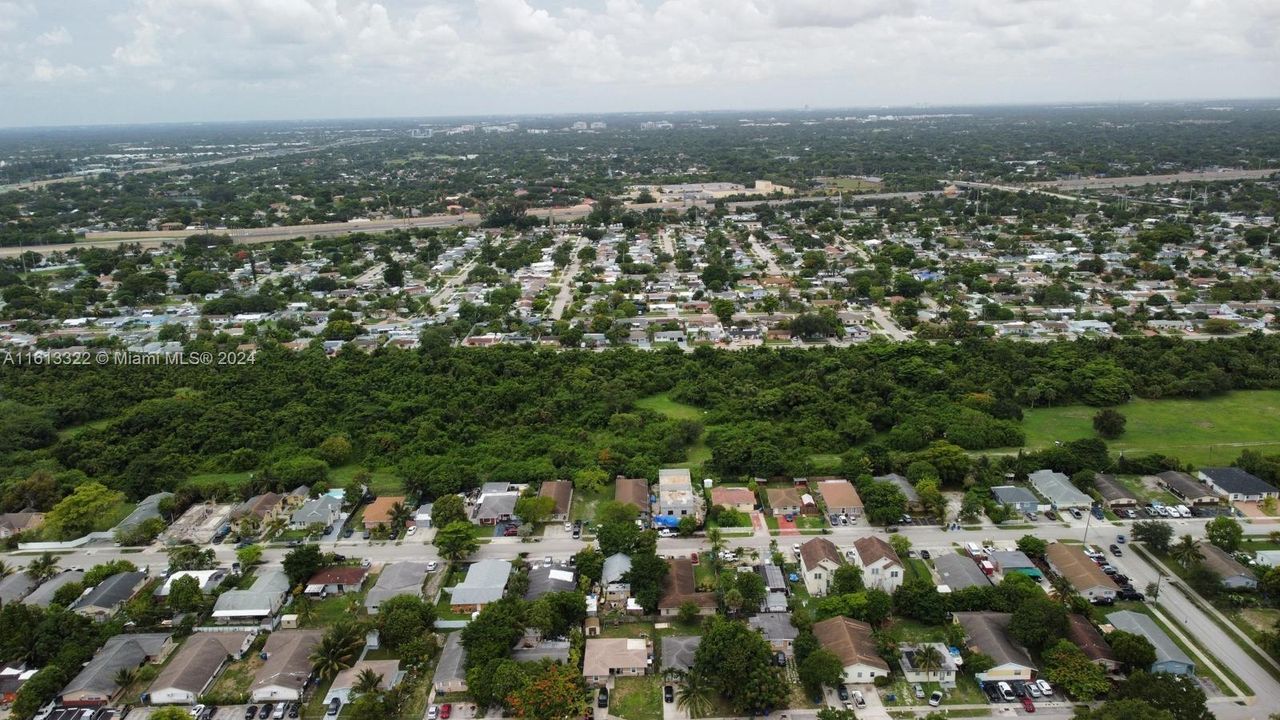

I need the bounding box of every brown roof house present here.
[849,537,905,593]
[231,492,286,532]
[659,558,717,617]
[767,487,803,516]
[614,477,650,514]
[1045,543,1118,601]
[0,512,44,539]
[1066,614,1119,674]
[363,496,408,530]
[816,479,863,518]
[250,629,324,702]
[304,566,369,597]
[799,537,844,597]
[60,634,173,708]
[147,631,250,705]
[710,486,756,514]
[812,617,889,684]
[582,638,651,686]
[538,480,574,522]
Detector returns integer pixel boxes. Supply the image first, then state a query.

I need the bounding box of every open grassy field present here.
[1013,390,1280,467]
[636,392,713,468]
[612,676,663,720]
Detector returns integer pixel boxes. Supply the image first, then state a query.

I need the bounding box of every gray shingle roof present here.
[61,633,170,699]
[602,553,632,585]
[933,553,991,590]
[448,560,511,606]
[75,571,146,612]
[21,571,84,607]
[0,572,38,605]
[366,562,430,610]
[1201,467,1278,496]
[1106,610,1194,671]
[115,493,172,533]
[954,612,1035,671]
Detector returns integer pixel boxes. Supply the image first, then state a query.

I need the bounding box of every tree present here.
[468,657,530,709]
[677,515,698,537]
[41,482,125,540]
[888,533,912,559]
[462,598,527,670]
[1042,639,1109,700]
[832,565,865,594]
[573,546,604,586]
[595,501,641,555]
[671,669,715,718]
[378,595,436,650]
[316,435,353,466]
[1205,516,1243,552]
[506,662,588,720]
[515,495,556,525]
[283,543,326,587]
[1132,521,1174,553]
[12,666,66,719]
[1107,630,1156,673]
[624,552,669,614]
[388,501,413,531]
[1110,671,1212,720]
[167,544,216,571]
[1170,534,1200,567]
[1074,699,1174,720]
[311,620,365,680]
[1016,535,1047,558]
[431,494,468,528]
[1008,596,1067,651]
[0,560,10,579]
[572,467,608,494]
[167,575,205,613]
[913,644,944,676]
[798,648,844,693]
[353,667,385,695]
[1092,408,1127,438]
[694,615,789,713]
[678,601,701,625]
[434,521,480,562]
[25,552,59,582]
[236,544,264,567]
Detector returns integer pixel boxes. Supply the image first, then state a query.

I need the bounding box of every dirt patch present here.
[1239,608,1280,633]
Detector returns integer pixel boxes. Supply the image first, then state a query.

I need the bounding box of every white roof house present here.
[1029,470,1093,508]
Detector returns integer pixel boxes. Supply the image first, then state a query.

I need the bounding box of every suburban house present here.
[659,636,701,674]
[602,553,633,605]
[212,569,291,625]
[231,492,287,531]
[325,660,400,706]
[799,537,844,597]
[115,492,173,538]
[1029,469,1093,508]
[59,633,173,708]
[413,503,433,529]
[251,630,324,702]
[1045,542,1118,601]
[875,473,920,509]
[1066,614,1120,674]
[0,572,38,606]
[582,638,651,685]
[709,486,755,513]
[147,631,250,705]
[899,643,958,688]
[659,558,717,617]
[538,480,574,521]
[526,565,578,601]
[449,559,512,612]
[1198,467,1280,502]
[1106,610,1195,676]
[155,569,227,598]
[22,570,85,608]
[0,665,35,704]
[0,512,44,539]
[953,612,1036,682]
[362,496,408,530]
[990,485,1040,514]
[766,487,803,516]
[290,495,342,530]
[849,536,904,593]
[812,616,890,684]
[1156,471,1219,505]
[816,478,863,518]
[472,489,519,526]
[1094,474,1140,511]
[304,566,368,597]
[74,571,148,622]
[614,477,650,515]
[433,632,467,693]
[749,613,800,653]
[986,550,1042,579]
[656,469,702,521]
[1197,544,1258,589]
[933,553,993,591]
[760,564,788,595]
[366,561,431,613]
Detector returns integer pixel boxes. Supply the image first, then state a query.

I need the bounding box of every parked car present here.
[245,706,259,720]
[362,529,371,539]
[1021,696,1036,712]
[427,706,438,719]
[837,686,849,701]
[913,683,925,699]
[886,525,900,533]
[1109,544,1123,556]
[658,529,675,538]
[1116,534,1126,544]
[272,703,286,719]
[407,526,417,536]
[929,690,943,707]
[258,704,273,720]
[920,550,931,560]
[664,685,674,703]
[598,689,609,708]
[427,561,439,572]
[288,703,299,718]
[997,682,1015,702]
[851,690,866,709]
[775,651,787,667]
[572,529,581,539]
[342,527,353,538]
[1027,682,1041,698]
[1037,679,1053,696]
[440,704,452,719]
[503,526,518,536]
[190,705,207,718]
[1068,508,1083,519]
[1044,510,1058,520]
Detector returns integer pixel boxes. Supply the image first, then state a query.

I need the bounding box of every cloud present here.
[35,25,71,46]
[30,58,87,82]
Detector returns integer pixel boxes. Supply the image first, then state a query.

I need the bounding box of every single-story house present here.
[147,631,249,705]
[60,633,173,708]
[413,503,433,529]
[899,643,958,688]
[304,566,368,597]
[449,559,512,612]
[954,612,1036,682]
[1197,544,1258,589]
[212,569,291,624]
[472,491,518,525]
[1198,467,1280,502]
[602,553,632,604]
[759,564,788,595]
[433,632,467,693]
[0,664,35,704]
[875,473,920,507]
[766,487,803,516]
[1254,550,1280,568]
[583,638,651,686]
[362,496,408,530]
[849,536,904,593]
[0,572,39,605]
[990,485,1040,514]
[749,613,800,653]
[816,478,863,518]
[22,570,85,608]
[659,636,701,674]
[1106,610,1195,676]
[986,550,1041,579]
[812,616,890,684]
[658,558,716,617]
[74,571,148,622]
[1156,472,1219,505]
[933,553,991,591]
[1094,474,1140,510]
[325,660,400,706]
[615,477,650,515]
[1046,543,1118,601]
[1029,469,1093,509]
[710,486,756,514]
[290,496,342,530]
[250,629,324,702]
[799,537,844,597]
[538,480,574,522]
[1066,614,1119,673]
[115,492,173,537]
[366,561,431,613]
[155,569,227,598]
[526,565,577,601]
[0,512,44,539]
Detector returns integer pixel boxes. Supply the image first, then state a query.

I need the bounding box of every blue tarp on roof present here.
[653,515,680,528]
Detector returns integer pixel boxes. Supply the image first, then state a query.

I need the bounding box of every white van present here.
[997,681,1015,702]
[1176,505,1191,518]
[966,542,984,558]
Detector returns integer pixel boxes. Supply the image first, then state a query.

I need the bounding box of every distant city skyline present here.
[0,0,1276,128]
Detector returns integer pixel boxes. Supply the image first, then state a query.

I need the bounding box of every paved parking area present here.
[124,706,255,720]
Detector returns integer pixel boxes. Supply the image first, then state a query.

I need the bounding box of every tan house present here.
[658,558,717,617]
[1045,543,1118,601]
[816,479,863,518]
[538,481,574,522]
[799,538,843,597]
[583,638,651,686]
[0,512,44,539]
[251,630,323,702]
[710,486,756,513]
[767,487,803,516]
[363,496,408,530]
[812,617,889,684]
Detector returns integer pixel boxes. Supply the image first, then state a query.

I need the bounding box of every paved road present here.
[429,258,478,309]
[551,235,586,320]
[868,304,912,342]
[1032,168,1279,190]
[747,232,783,275]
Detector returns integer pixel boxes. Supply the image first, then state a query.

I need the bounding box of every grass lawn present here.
[434,565,473,621]
[331,464,403,496]
[612,676,663,720]
[571,487,607,523]
[905,558,933,582]
[302,675,335,719]
[184,470,255,492]
[1009,390,1280,466]
[293,591,368,627]
[598,621,657,639]
[808,454,842,472]
[94,500,136,532]
[883,675,984,708]
[205,653,263,704]
[636,392,713,468]
[883,618,951,644]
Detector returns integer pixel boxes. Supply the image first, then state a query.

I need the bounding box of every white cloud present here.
[30,58,87,82]
[35,25,71,46]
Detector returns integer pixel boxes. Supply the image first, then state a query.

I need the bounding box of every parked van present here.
[1175,505,1191,518]
[966,542,984,559]
[997,681,1015,702]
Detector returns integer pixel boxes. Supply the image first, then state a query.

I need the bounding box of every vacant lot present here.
[1013,391,1280,466]
[612,676,663,720]
[636,392,713,468]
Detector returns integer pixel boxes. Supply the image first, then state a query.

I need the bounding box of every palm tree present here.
[707,528,725,556]
[389,501,412,532]
[352,668,384,695]
[1047,575,1075,605]
[913,645,944,679]
[674,669,715,718]
[293,592,314,625]
[310,621,365,680]
[0,560,12,579]
[264,516,288,539]
[113,667,138,691]
[26,552,59,582]
[1171,534,1201,567]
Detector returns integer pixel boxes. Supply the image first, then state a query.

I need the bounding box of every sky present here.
[0,0,1277,127]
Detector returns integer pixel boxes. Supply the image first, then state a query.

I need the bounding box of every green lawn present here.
[331,464,403,495]
[203,653,262,704]
[808,454,842,471]
[636,392,713,468]
[291,590,368,627]
[1011,391,1280,466]
[905,558,932,582]
[612,676,663,720]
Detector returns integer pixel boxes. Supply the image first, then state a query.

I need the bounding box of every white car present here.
[851,690,866,709]
[792,543,801,554]
[427,561,439,572]
[189,705,206,718]
[407,526,417,536]
[428,706,439,720]
[658,528,675,538]
[1037,679,1053,696]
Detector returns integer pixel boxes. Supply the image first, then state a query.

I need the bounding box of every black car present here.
[664,685,674,703]
[598,689,609,708]
[837,686,849,701]
[327,698,342,716]
[245,707,259,720]
[342,527,354,538]
[920,550,931,560]
[259,703,273,719]
[1109,544,1123,556]
[775,651,787,667]
[362,529,371,539]
[288,702,300,718]
[572,529,581,539]
[332,554,347,562]
[1013,683,1026,698]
